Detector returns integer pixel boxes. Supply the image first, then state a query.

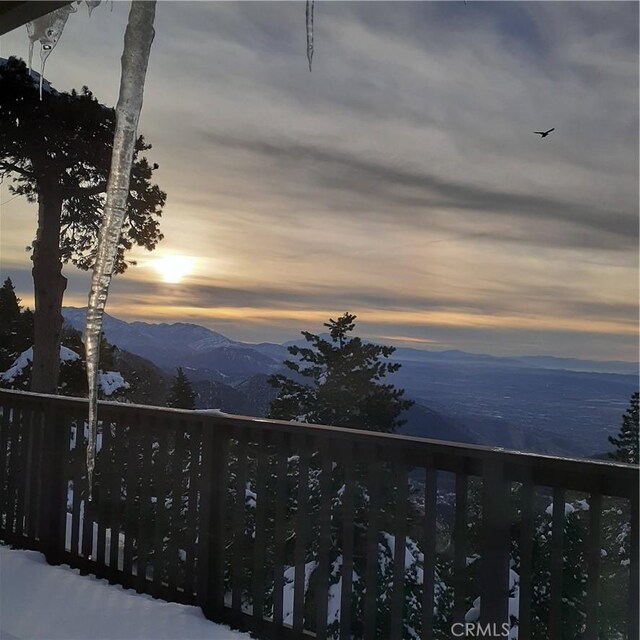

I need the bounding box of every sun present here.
[153,255,195,284]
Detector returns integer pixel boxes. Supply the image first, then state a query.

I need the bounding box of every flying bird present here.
[534,128,555,138]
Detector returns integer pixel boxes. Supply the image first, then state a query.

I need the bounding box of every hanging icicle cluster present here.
[27,0,310,498]
[26,1,108,100]
[25,0,155,499]
[26,5,74,100]
[306,0,314,71]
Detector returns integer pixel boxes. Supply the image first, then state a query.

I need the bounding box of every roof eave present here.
[0,1,72,37]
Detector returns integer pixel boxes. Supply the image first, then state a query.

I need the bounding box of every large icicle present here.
[306,0,314,71]
[83,0,157,499]
[26,4,76,99]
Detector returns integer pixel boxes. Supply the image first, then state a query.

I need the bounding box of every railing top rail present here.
[1,388,637,497]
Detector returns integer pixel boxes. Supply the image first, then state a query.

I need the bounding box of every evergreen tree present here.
[0,277,22,371]
[0,57,165,393]
[597,496,632,639]
[599,392,640,636]
[608,392,639,464]
[268,312,413,432]
[460,484,631,640]
[0,277,21,329]
[260,315,428,637]
[0,277,33,372]
[167,367,196,410]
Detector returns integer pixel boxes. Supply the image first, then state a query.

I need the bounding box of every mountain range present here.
[62,307,638,458]
[62,307,280,378]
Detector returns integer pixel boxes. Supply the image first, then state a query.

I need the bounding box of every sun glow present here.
[153,255,196,284]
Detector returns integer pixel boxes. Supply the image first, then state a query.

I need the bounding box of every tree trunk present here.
[30,184,67,394]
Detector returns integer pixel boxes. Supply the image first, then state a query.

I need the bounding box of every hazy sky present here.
[1,1,638,360]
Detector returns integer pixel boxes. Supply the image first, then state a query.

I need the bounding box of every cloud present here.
[199,131,637,251]
[0,1,637,360]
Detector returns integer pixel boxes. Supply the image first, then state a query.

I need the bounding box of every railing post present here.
[629,484,639,640]
[517,475,534,640]
[40,407,68,565]
[197,421,229,622]
[480,459,510,637]
[584,492,602,640]
[0,396,13,539]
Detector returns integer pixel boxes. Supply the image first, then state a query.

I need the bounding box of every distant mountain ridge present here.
[62,308,637,458]
[63,307,279,376]
[63,307,637,376]
[284,334,638,375]
[392,348,639,376]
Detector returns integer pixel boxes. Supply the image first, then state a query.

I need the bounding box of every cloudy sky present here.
[1,1,638,360]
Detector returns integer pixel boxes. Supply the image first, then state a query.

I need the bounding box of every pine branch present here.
[62,181,108,197]
[0,161,33,179]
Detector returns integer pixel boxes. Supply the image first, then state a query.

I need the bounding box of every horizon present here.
[55,303,638,367]
[1,1,638,362]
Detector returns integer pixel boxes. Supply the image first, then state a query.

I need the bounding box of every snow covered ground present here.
[0,546,250,640]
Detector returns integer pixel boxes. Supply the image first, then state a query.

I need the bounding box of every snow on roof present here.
[0,346,80,383]
[60,346,80,362]
[97,371,129,397]
[0,349,129,396]
[0,57,54,94]
[0,546,251,640]
[545,502,576,517]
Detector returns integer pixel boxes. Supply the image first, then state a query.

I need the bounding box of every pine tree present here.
[608,392,639,464]
[268,312,413,432]
[0,278,22,371]
[0,277,33,373]
[0,57,165,393]
[260,315,429,637]
[167,367,196,410]
[599,393,640,636]
[0,277,20,328]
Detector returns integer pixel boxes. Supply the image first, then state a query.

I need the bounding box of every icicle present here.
[83,0,157,500]
[26,29,34,74]
[25,5,76,98]
[85,1,102,17]
[306,0,314,72]
[39,53,48,101]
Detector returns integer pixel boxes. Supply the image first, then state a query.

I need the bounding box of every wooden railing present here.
[0,388,638,640]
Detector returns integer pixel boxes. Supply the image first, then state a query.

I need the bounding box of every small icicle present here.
[84,0,157,500]
[39,55,46,100]
[85,1,102,17]
[26,5,75,99]
[26,22,35,74]
[306,0,314,72]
